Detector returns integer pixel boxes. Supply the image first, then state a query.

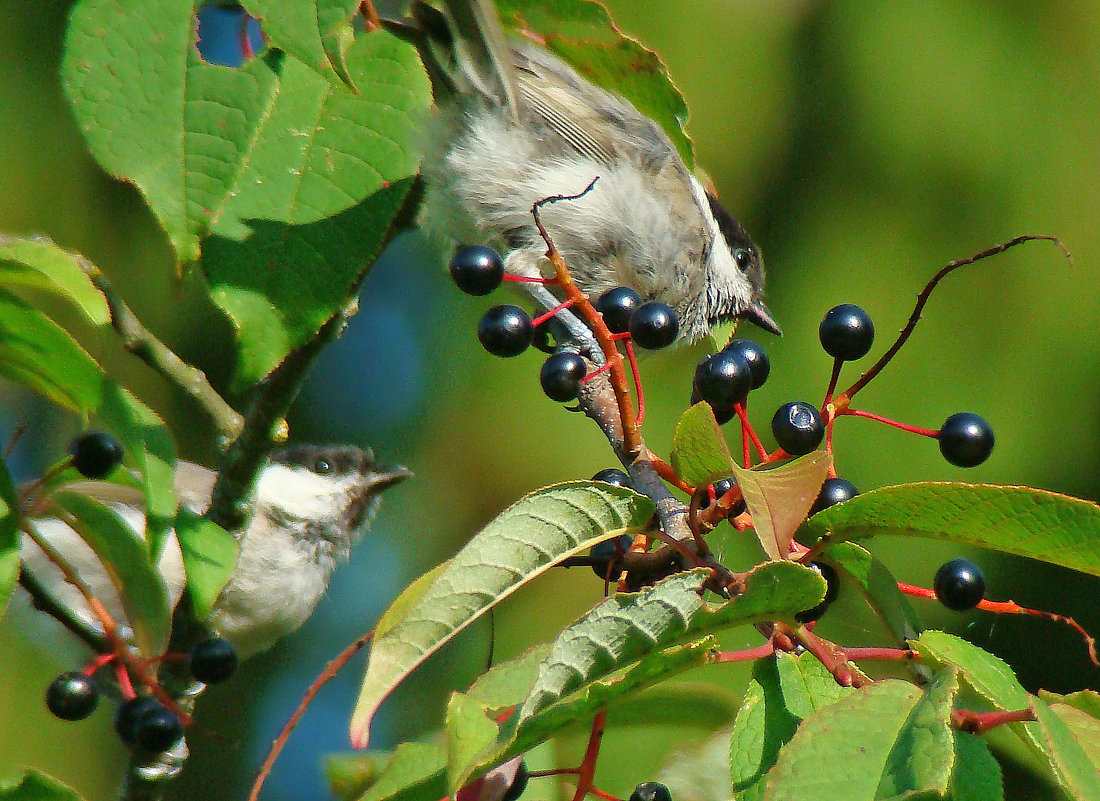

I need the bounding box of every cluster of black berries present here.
[451,245,679,403]
[45,637,237,750]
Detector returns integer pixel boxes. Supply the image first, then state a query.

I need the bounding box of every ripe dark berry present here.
[189,637,238,684]
[819,304,875,361]
[595,287,642,334]
[694,350,752,408]
[591,468,630,487]
[938,412,994,467]
[590,533,633,579]
[116,696,165,745]
[501,761,529,801]
[449,245,504,296]
[540,352,586,402]
[771,402,824,455]
[725,339,770,389]
[69,431,124,479]
[46,672,99,721]
[134,705,184,751]
[629,302,678,349]
[809,477,859,516]
[702,477,746,517]
[689,388,737,425]
[933,558,985,611]
[795,562,840,623]
[478,305,533,357]
[629,782,672,801]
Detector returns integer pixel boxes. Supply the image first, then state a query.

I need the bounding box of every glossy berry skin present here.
[809,477,860,516]
[629,302,678,349]
[771,402,824,455]
[934,558,986,611]
[629,782,673,801]
[795,562,840,623]
[189,637,238,684]
[819,304,875,361]
[595,287,642,334]
[501,761,529,801]
[540,352,586,402]
[591,468,630,487]
[449,245,504,296]
[69,431,124,479]
[725,338,770,389]
[134,706,184,751]
[694,350,752,408]
[116,696,166,745]
[46,672,99,721]
[590,533,633,579]
[478,305,533,357]
[702,477,746,517]
[939,413,994,467]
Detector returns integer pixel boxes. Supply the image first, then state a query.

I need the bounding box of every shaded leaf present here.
[0,235,108,325]
[242,0,359,87]
[732,452,831,560]
[446,693,499,789]
[356,742,448,801]
[174,508,240,620]
[729,658,799,797]
[466,643,551,711]
[0,770,83,801]
[876,668,958,799]
[1030,694,1100,801]
[1047,703,1100,771]
[670,402,735,488]
[947,732,1003,801]
[823,541,923,643]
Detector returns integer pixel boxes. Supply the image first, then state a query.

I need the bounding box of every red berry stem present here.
[359,1,382,31]
[501,273,559,285]
[83,651,118,675]
[710,642,778,663]
[821,357,843,409]
[952,706,1036,734]
[841,409,939,438]
[569,711,607,801]
[976,598,1098,666]
[624,339,645,425]
[734,403,768,463]
[530,298,576,328]
[840,647,916,662]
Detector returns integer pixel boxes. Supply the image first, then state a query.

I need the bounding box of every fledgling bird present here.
[19,444,411,659]
[401,0,781,345]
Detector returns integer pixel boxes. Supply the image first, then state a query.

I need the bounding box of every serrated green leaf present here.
[1047,703,1100,771]
[350,482,655,748]
[466,643,551,711]
[671,402,736,488]
[0,457,20,619]
[947,732,1003,801]
[876,668,958,799]
[732,452,832,561]
[495,0,695,169]
[0,770,83,801]
[800,483,1100,577]
[774,650,854,720]
[242,0,359,87]
[729,658,799,796]
[1030,694,1100,800]
[49,492,172,658]
[446,693,499,789]
[823,541,923,643]
[1040,689,1100,720]
[173,508,239,620]
[761,679,924,801]
[0,235,108,325]
[356,742,448,801]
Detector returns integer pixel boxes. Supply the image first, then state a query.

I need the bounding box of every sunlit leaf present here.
[173,508,239,620]
[241,0,359,87]
[0,235,109,325]
[732,452,831,560]
[670,402,735,488]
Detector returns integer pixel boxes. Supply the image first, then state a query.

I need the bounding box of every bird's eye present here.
[733,248,753,271]
[312,458,333,475]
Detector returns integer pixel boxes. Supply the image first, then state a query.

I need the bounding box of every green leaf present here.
[325,751,389,801]
[774,650,855,720]
[1047,702,1100,771]
[465,643,551,711]
[0,770,83,801]
[241,0,359,87]
[349,482,655,748]
[1040,689,1100,720]
[1029,694,1100,801]
[49,492,172,657]
[445,693,500,789]
[729,658,799,796]
[670,402,736,488]
[356,742,448,801]
[495,0,695,169]
[173,508,239,620]
[876,668,959,799]
[732,452,832,560]
[947,732,1004,801]
[823,541,924,642]
[799,483,1100,577]
[0,235,109,325]
[0,457,20,619]
[761,679,924,801]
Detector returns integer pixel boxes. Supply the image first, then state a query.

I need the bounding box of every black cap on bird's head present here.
[705,193,781,337]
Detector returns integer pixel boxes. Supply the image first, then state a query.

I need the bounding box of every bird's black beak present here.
[367,465,413,492]
[741,300,782,336]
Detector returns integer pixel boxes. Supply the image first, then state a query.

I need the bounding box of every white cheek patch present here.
[253,464,361,523]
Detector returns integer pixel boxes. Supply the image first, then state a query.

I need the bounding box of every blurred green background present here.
[2,1,1099,800]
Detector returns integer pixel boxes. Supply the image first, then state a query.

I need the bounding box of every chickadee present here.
[19,444,411,660]
[402,0,781,345]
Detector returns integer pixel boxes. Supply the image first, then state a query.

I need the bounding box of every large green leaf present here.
[50,492,172,658]
[799,483,1100,577]
[729,658,799,799]
[349,482,655,748]
[242,0,360,87]
[670,402,736,488]
[875,668,959,799]
[173,508,240,620]
[0,235,109,325]
[0,457,20,619]
[731,452,832,561]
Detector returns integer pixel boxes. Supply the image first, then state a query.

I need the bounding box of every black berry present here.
[725,338,770,389]
[189,637,238,684]
[629,782,672,801]
[501,761,529,801]
[629,302,678,349]
[702,477,746,517]
[689,388,737,425]
[478,305,533,357]
[449,245,504,296]
[819,304,875,361]
[134,705,184,751]
[69,431,124,479]
[540,352,586,402]
[595,287,642,334]
[809,477,859,516]
[116,696,165,745]
[795,562,840,623]
[938,413,994,467]
[46,672,99,721]
[591,468,631,487]
[694,350,752,408]
[590,533,633,579]
[771,402,824,455]
[933,558,985,611]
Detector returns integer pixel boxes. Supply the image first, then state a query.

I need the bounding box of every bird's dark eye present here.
[734,247,753,271]
[312,458,333,475]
